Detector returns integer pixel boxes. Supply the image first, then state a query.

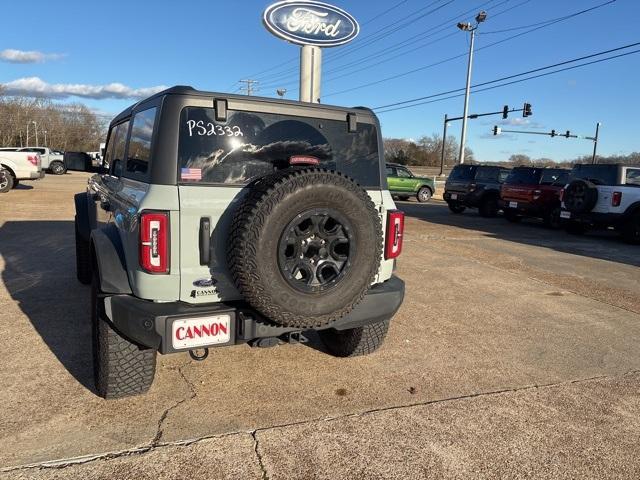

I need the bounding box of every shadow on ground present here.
[397,200,640,268]
[0,220,96,394]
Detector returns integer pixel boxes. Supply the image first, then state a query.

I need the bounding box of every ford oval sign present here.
[263,1,360,47]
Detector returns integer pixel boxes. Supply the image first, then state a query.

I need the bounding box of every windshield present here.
[178,107,381,187]
[570,165,618,185]
[448,165,476,181]
[505,168,540,185]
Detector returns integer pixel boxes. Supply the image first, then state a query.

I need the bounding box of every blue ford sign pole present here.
[263,1,359,103]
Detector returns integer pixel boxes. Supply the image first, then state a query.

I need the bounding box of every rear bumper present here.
[443,191,468,204]
[103,275,405,354]
[560,210,624,227]
[28,170,45,180]
[499,199,546,216]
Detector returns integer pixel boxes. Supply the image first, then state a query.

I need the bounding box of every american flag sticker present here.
[181,168,202,180]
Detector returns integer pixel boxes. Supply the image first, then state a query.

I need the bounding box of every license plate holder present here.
[171,314,232,350]
[509,201,518,208]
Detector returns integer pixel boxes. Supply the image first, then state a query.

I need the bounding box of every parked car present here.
[500,167,570,228]
[0,150,44,192]
[385,163,435,202]
[444,164,510,217]
[0,147,66,174]
[74,86,405,398]
[560,163,640,243]
[64,151,93,172]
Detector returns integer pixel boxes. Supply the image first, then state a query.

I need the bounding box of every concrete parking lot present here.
[1,174,639,479]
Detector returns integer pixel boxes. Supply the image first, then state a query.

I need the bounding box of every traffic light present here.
[565,130,570,138]
[502,105,509,119]
[550,129,556,137]
[523,102,532,117]
[493,126,502,136]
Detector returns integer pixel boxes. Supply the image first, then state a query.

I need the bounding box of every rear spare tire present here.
[228,169,382,329]
[564,180,598,213]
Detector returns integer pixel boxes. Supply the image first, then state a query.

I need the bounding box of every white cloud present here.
[0,49,64,63]
[1,77,168,100]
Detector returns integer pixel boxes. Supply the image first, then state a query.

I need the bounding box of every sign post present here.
[263,1,359,103]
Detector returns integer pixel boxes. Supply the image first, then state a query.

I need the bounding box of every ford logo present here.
[263,1,360,47]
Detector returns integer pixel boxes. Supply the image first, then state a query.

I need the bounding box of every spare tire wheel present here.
[228,169,382,329]
[564,180,598,213]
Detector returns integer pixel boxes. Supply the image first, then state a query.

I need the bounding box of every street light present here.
[457,10,487,165]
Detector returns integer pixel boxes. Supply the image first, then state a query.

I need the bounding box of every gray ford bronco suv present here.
[74,86,405,399]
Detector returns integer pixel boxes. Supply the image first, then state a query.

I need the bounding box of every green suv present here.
[386,163,435,202]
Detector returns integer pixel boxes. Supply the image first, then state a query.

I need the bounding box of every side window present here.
[397,168,412,178]
[126,107,157,177]
[386,166,396,176]
[109,121,130,177]
[626,169,640,186]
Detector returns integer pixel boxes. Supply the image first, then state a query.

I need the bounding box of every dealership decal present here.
[263,1,359,47]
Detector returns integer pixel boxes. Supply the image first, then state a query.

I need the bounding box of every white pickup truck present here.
[0,150,44,192]
[2,147,66,175]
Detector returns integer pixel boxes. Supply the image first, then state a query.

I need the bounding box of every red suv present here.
[500,167,569,228]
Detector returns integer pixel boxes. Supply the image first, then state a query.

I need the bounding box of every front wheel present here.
[448,202,465,214]
[49,161,67,175]
[544,207,562,229]
[319,319,390,357]
[416,187,432,203]
[92,273,157,399]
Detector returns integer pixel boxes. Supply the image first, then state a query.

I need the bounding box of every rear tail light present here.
[468,183,477,192]
[559,188,565,202]
[27,155,38,166]
[612,191,622,207]
[533,189,542,200]
[140,211,169,274]
[385,210,405,259]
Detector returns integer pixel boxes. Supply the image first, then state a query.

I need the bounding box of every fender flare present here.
[90,225,132,294]
[74,192,96,242]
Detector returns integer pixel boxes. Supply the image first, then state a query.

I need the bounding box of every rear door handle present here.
[199,217,211,265]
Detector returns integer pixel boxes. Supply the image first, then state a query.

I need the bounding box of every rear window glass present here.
[570,165,617,185]
[540,169,569,185]
[126,107,157,176]
[626,169,640,186]
[449,165,476,181]
[505,168,541,185]
[475,168,498,181]
[178,107,381,187]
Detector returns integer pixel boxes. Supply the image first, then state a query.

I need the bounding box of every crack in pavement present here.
[251,430,270,480]
[151,362,198,446]
[4,369,638,474]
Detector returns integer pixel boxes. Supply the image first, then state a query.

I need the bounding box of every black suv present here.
[444,165,510,217]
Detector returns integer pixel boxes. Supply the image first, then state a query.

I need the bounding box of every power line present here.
[375,46,640,113]
[238,79,259,95]
[324,0,616,98]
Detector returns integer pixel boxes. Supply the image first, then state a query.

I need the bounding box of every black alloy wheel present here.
[278,209,353,293]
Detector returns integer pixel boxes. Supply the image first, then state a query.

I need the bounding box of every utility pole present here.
[457,11,487,165]
[238,79,259,96]
[439,114,449,176]
[43,130,48,146]
[33,121,38,147]
[591,122,601,164]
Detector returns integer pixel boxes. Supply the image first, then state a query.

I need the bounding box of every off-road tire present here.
[564,180,598,213]
[319,318,390,357]
[75,216,92,284]
[621,212,640,244]
[92,273,156,399]
[479,196,499,218]
[228,168,382,329]
[448,202,465,214]
[504,209,521,223]
[416,186,432,203]
[544,207,562,229]
[0,170,14,193]
[50,161,67,175]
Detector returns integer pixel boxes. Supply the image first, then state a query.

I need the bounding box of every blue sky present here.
[1,0,638,161]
